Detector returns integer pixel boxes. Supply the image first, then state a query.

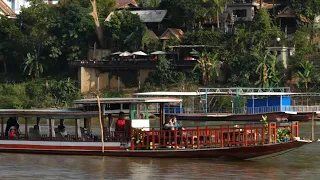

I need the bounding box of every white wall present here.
[4,0,58,14]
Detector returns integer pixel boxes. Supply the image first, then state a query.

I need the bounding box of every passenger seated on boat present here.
[163,118,174,130]
[54,125,68,138]
[29,125,41,137]
[80,127,95,141]
[5,117,19,136]
[8,125,20,139]
[9,126,15,139]
[172,117,185,130]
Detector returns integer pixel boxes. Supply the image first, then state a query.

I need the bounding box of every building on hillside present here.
[116,0,137,9]
[159,28,184,41]
[203,10,234,33]
[3,0,58,14]
[227,0,259,22]
[275,6,298,35]
[106,9,167,33]
[0,0,15,17]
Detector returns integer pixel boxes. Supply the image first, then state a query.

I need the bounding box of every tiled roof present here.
[145,30,158,39]
[0,0,15,17]
[159,28,184,41]
[116,0,137,8]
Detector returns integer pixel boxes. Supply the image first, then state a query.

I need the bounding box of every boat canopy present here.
[74,97,183,104]
[0,109,98,118]
[134,91,303,96]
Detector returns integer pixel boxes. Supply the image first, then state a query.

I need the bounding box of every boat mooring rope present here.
[97,96,105,153]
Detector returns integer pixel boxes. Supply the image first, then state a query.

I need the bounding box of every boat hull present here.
[0,140,310,160]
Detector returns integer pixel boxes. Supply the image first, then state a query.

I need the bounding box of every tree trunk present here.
[216,8,220,29]
[90,0,105,48]
[260,0,263,9]
[2,60,7,74]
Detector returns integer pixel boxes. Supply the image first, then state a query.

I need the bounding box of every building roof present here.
[144,29,158,39]
[74,97,183,104]
[276,6,296,18]
[105,10,167,23]
[159,28,184,40]
[130,10,167,23]
[116,0,137,8]
[0,0,15,17]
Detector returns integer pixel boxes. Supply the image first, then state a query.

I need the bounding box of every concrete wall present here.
[138,69,153,88]
[88,49,111,60]
[79,67,142,93]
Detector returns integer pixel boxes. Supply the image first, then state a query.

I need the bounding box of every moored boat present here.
[0,97,312,160]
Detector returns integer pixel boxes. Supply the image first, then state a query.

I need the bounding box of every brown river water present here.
[0,121,320,180]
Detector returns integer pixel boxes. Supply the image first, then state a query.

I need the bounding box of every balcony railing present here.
[148,105,320,115]
[131,122,299,150]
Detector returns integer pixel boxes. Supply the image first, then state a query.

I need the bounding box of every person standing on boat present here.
[116,112,126,132]
[5,117,19,136]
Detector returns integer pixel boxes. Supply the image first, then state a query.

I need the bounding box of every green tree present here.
[298,60,315,91]
[146,55,176,87]
[162,0,209,29]
[138,0,161,7]
[254,51,282,88]
[58,3,96,61]
[141,30,160,53]
[104,10,147,51]
[23,52,46,79]
[202,0,231,28]
[291,0,320,20]
[225,8,283,86]
[192,49,220,86]
[18,0,63,77]
[0,15,22,74]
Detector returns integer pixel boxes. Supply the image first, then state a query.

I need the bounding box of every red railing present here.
[131,122,299,150]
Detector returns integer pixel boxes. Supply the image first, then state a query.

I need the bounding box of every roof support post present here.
[25,117,28,139]
[1,117,3,138]
[252,95,255,114]
[160,103,165,128]
[75,119,81,139]
[280,95,283,112]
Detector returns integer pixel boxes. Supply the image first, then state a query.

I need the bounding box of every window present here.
[233,9,247,18]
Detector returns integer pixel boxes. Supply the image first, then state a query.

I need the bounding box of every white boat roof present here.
[134,91,303,96]
[135,92,205,96]
[239,92,302,96]
[74,97,183,104]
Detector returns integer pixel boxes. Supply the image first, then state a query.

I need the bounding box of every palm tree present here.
[192,49,220,86]
[298,60,315,91]
[254,52,270,88]
[23,51,46,79]
[254,51,280,88]
[202,0,231,29]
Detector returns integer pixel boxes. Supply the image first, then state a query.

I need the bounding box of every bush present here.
[0,78,81,109]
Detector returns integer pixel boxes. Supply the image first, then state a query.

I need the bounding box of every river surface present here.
[1,121,320,180]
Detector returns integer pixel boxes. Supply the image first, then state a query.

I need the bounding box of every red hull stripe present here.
[0,144,125,151]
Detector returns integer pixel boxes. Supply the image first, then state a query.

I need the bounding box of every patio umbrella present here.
[150,51,167,55]
[133,51,148,56]
[119,51,133,56]
[112,51,122,55]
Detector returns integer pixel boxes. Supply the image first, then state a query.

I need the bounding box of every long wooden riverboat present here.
[0,97,312,160]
